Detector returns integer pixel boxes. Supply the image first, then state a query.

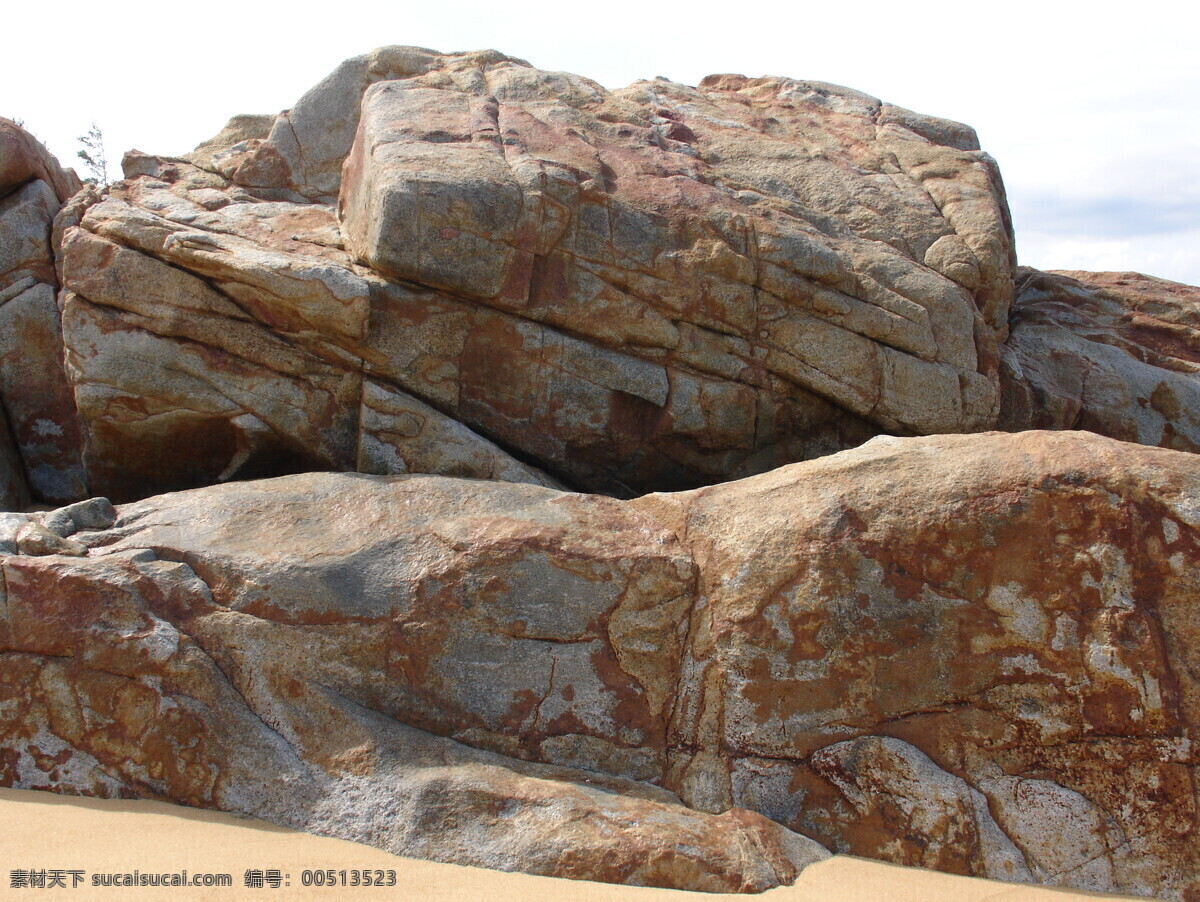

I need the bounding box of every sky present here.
[5,0,1198,286]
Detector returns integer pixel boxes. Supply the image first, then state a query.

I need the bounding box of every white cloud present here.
[1019,230,1200,284]
[1005,143,1200,283]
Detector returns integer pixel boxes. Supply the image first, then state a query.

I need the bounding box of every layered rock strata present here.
[7,52,1199,509]
[50,45,1019,501]
[2,431,1198,898]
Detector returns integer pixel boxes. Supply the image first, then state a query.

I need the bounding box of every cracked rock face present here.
[638,430,1200,898]
[52,46,1021,501]
[1,478,829,892]
[3,431,1199,898]
[6,52,1196,509]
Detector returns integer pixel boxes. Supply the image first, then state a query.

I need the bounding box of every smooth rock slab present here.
[1,431,1197,897]
[1,543,826,892]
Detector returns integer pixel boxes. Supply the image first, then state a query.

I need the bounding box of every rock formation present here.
[4,49,1198,507]
[0,121,86,509]
[2,45,1199,899]
[3,431,1199,897]
[1001,267,1200,451]
[36,44,1025,503]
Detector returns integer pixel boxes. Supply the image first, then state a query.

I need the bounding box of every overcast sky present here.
[6,0,1198,285]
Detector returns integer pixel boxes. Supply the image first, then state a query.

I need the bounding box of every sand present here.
[0,788,1147,901]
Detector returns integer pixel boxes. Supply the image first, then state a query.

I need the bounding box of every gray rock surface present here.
[1001,268,1200,451]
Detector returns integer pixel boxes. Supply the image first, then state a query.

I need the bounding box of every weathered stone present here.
[809,736,1031,882]
[46,46,1023,499]
[0,118,82,204]
[635,430,1200,899]
[3,431,1198,897]
[6,51,1200,901]
[57,215,560,500]
[0,283,88,504]
[13,521,86,556]
[60,287,362,502]
[50,183,102,285]
[57,155,873,497]
[79,194,371,345]
[1,527,828,890]
[40,508,74,538]
[0,511,33,553]
[183,114,277,173]
[58,497,117,531]
[357,378,563,487]
[41,497,116,538]
[0,120,88,508]
[337,54,1012,442]
[204,46,446,201]
[1001,268,1200,452]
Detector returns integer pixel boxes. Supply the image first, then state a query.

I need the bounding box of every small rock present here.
[0,511,32,554]
[42,508,76,537]
[41,497,118,537]
[63,497,118,531]
[15,521,87,556]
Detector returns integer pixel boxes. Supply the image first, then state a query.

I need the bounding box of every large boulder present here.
[0,118,81,296]
[1001,268,1200,451]
[640,429,1200,898]
[0,120,87,506]
[51,47,1017,500]
[8,51,1199,510]
[5,42,1200,902]
[2,430,1197,898]
[0,283,88,503]
[0,119,81,207]
[0,480,826,892]
[56,164,562,502]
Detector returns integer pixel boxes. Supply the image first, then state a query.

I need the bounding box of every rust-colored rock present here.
[4,47,1200,901]
[0,283,87,503]
[0,477,828,891]
[0,118,81,206]
[2,431,1198,897]
[640,430,1200,899]
[51,46,1022,499]
[54,162,563,502]
[5,55,1199,510]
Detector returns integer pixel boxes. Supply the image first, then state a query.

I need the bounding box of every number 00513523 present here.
[300,869,398,887]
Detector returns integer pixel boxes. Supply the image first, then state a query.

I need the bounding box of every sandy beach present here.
[0,788,1148,901]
